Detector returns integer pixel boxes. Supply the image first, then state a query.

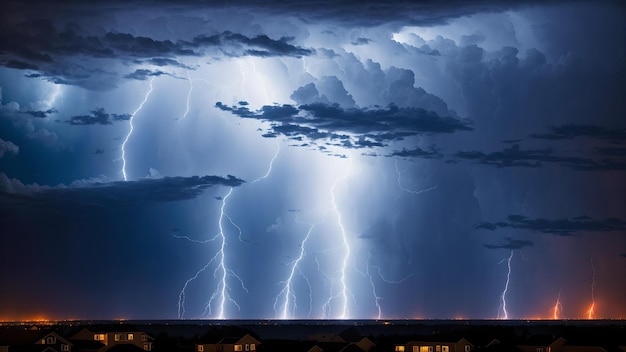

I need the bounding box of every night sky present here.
[0,0,624,321]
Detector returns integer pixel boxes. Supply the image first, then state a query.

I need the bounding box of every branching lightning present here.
[363,254,414,319]
[204,188,248,319]
[273,223,316,319]
[587,258,596,319]
[497,250,514,319]
[121,77,155,181]
[394,159,438,195]
[321,159,353,319]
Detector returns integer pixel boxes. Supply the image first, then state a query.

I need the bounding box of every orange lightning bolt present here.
[586,258,596,319]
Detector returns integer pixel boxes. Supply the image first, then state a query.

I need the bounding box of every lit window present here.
[245,344,250,351]
[198,346,204,352]
[395,346,405,352]
[46,337,56,344]
[128,334,134,341]
[94,334,105,341]
[144,343,150,351]
[536,349,544,352]
[61,344,69,351]
[442,346,449,352]
[413,347,419,352]
[142,335,148,342]
[115,334,121,341]
[234,345,243,351]
[420,347,431,352]
[250,344,255,351]
[465,346,471,352]
[436,346,441,352]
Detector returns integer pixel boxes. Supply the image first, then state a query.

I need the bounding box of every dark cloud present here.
[532,124,626,144]
[145,57,192,69]
[0,138,19,158]
[484,237,533,250]
[387,146,442,159]
[24,108,58,118]
[0,173,245,207]
[124,69,167,81]
[215,101,471,150]
[67,108,131,125]
[454,144,626,171]
[477,215,626,236]
[189,32,314,58]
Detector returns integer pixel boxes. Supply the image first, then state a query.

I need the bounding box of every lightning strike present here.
[327,159,353,319]
[551,290,563,320]
[178,72,193,120]
[394,159,438,195]
[204,188,248,319]
[250,144,280,184]
[274,223,316,319]
[497,250,514,319]
[587,258,596,319]
[121,77,155,181]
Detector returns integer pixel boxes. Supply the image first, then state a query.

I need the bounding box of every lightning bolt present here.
[551,290,562,320]
[121,77,155,181]
[394,159,438,195]
[497,250,514,319]
[250,144,280,184]
[363,254,414,320]
[174,232,220,319]
[204,188,248,319]
[178,72,192,120]
[273,223,316,319]
[319,158,353,319]
[587,258,596,319]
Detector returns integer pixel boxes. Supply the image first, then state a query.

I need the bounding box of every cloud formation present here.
[67,108,131,125]
[216,101,471,150]
[483,237,533,250]
[477,215,626,236]
[0,172,244,205]
[0,138,19,157]
[454,144,626,171]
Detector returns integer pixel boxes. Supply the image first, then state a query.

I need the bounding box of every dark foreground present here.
[1,319,625,351]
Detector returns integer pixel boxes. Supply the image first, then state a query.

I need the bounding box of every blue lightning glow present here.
[321,159,353,319]
[121,77,155,181]
[274,223,316,319]
[204,188,248,319]
[394,159,438,195]
[498,250,514,319]
[250,144,280,184]
[178,72,192,120]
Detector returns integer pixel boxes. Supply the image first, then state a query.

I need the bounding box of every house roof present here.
[0,329,64,345]
[106,344,146,352]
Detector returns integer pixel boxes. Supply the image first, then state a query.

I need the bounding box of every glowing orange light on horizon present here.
[586,302,596,319]
[551,291,563,320]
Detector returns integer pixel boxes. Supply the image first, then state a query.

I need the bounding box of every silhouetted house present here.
[395,338,474,352]
[195,334,260,352]
[71,327,153,351]
[0,329,73,352]
[308,328,375,352]
[515,335,563,352]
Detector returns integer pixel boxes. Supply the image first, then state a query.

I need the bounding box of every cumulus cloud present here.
[0,138,19,157]
[477,215,626,236]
